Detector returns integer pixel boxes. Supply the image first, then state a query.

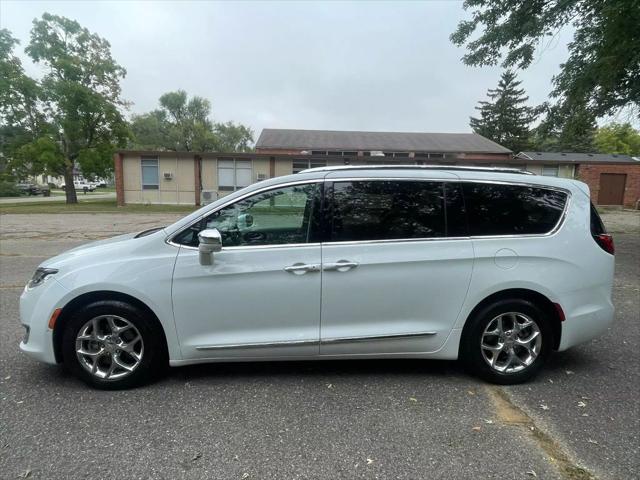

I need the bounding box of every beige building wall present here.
[122,153,582,206]
[275,158,293,177]
[200,157,215,191]
[123,153,196,205]
[253,158,270,180]
[523,163,575,178]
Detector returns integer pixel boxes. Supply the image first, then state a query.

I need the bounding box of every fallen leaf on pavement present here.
[539,404,549,411]
[18,470,31,479]
[483,419,494,424]
[409,397,417,402]
[526,470,537,477]
[191,452,202,462]
[577,401,587,408]
[366,458,374,465]
[565,370,574,375]
[587,439,599,445]
[472,426,481,432]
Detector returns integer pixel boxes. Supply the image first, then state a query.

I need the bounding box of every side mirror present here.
[198,228,222,265]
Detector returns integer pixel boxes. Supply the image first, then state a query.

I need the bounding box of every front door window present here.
[173,183,321,247]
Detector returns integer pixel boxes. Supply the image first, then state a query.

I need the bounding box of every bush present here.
[0,181,22,197]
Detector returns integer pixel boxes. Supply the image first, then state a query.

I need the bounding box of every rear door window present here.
[329,180,447,242]
[462,183,568,236]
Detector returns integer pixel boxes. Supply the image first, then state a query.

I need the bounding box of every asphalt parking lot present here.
[0,211,638,479]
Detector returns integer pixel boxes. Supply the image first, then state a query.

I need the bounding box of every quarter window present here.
[329,181,447,242]
[173,183,321,247]
[218,159,252,191]
[141,156,159,190]
[462,183,568,236]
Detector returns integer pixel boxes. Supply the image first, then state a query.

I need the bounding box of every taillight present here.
[594,234,615,255]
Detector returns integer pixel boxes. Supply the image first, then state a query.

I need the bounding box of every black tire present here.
[61,300,167,390]
[460,298,554,385]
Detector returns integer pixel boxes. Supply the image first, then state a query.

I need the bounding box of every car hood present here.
[40,229,167,269]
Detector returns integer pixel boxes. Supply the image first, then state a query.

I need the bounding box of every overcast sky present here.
[1,1,574,139]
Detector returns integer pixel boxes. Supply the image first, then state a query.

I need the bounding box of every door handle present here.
[323,260,359,272]
[284,263,321,274]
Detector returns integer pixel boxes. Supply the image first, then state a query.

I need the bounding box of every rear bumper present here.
[558,284,614,351]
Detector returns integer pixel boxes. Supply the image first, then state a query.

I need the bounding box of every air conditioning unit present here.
[201,190,218,205]
[163,172,173,180]
[256,173,267,181]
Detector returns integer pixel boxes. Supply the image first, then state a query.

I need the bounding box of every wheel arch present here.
[52,290,169,364]
[460,288,562,351]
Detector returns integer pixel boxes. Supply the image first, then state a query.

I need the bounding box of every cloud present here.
[1,0,573,136]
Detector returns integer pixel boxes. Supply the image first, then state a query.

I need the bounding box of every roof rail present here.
[300,165,535,175]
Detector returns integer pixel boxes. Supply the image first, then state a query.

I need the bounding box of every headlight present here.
[27,267,58,289]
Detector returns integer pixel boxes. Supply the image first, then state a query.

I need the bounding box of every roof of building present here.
[517,151,640,164]
[256,128,512,154]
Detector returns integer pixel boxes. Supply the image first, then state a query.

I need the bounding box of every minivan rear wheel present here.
[461,299,553,384]
[61,300,166,389]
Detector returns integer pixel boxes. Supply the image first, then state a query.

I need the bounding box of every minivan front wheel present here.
[461,299,553,384]
[62,300,165,389]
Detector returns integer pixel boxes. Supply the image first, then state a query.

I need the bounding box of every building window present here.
[218,159,252,191]
[141,156,159,190]
[311,150,328,156]
[292,159,328,174]
[542,165,559,177]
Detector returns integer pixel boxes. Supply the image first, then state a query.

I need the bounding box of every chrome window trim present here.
[195,331,437,350]
[321,237,470,247]
[167,176,572,250]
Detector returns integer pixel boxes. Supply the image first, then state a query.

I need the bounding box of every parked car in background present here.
[19,165,615,389]
[61,181,96,193]
[16,183,51,197]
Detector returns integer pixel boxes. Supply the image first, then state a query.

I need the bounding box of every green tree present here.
[594,123,640,155]
[24,13,129,203]
[130,90,254,152]
[214,121,254,152]
[451,0,640,121]
[0,29,44,180]
[470,70,537,152]
[131,90,215,151]
[532,102,597,152]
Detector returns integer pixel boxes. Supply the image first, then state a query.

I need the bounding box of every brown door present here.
[598,173,626,205]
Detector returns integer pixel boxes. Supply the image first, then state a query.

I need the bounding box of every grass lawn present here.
[0,199,198,215]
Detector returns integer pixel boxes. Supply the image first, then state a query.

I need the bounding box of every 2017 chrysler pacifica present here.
[19,166,615,389]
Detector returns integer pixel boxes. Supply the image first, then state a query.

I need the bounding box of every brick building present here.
[113,128,639,208]
[114,129,512,206]
[516,152,640,207]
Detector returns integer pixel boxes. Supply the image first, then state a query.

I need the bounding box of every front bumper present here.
[19,278,69,365]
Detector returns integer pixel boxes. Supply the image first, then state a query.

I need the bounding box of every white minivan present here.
[19,166,615,389]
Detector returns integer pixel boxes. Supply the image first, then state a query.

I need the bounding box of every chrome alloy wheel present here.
[75,315,144,380]
[480,312,542,374]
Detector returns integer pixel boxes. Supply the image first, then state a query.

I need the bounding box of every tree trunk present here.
[63,164,78,204]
